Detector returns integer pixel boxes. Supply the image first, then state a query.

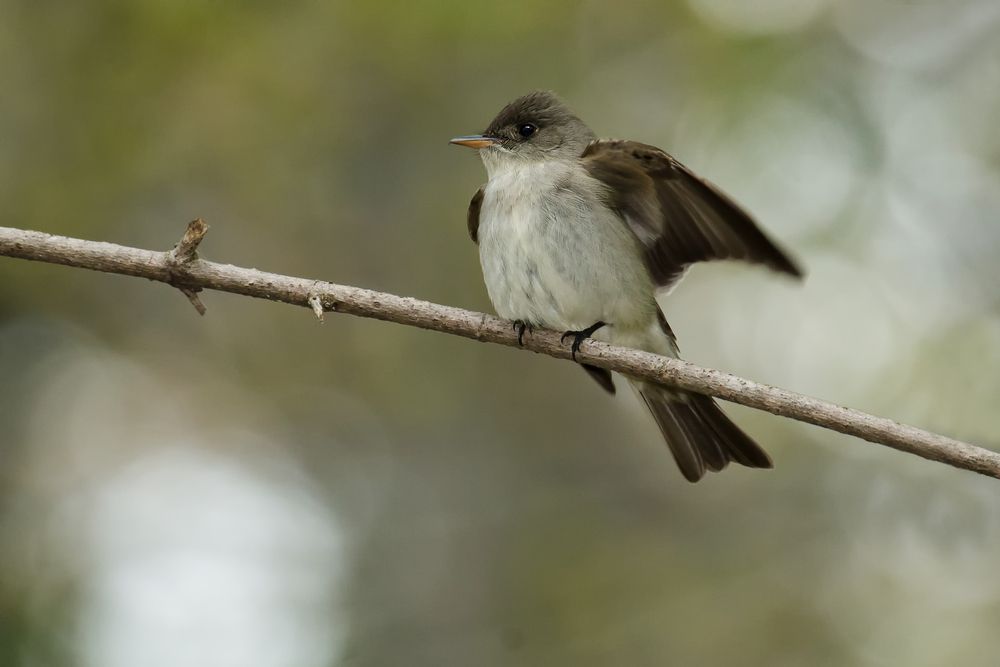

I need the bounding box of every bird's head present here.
[450,91,595,173]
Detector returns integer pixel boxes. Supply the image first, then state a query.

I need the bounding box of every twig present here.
[177,287,207,316]
[170,218,208,264]
[308,294,325,322]
[1,223,996,479]
[167,219,209,315]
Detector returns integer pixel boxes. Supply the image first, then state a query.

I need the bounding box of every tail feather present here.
[635,382,772,482]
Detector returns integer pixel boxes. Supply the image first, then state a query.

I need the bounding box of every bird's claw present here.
[512,319,533,346]
[561,321,607,361]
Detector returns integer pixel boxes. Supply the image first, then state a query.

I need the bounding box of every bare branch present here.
[170,218,209,264]
[308,294,325,323]
[166,219,211,315]
[178,287,207,316]
[1,223,997,479]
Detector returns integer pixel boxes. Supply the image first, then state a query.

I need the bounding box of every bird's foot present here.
[512,319,534,346]
[561,321,607,361]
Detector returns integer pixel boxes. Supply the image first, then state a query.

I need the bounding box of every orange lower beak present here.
[449,135,497,149]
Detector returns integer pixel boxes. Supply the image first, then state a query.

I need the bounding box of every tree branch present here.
[1,223,996,479]
[167,218,209,315]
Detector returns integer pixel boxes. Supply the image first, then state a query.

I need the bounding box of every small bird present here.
[450,91,802,482]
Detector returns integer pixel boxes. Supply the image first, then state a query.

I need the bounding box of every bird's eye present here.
[518,123,538,138]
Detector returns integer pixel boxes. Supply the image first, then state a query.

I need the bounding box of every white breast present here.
[476,158,657,333]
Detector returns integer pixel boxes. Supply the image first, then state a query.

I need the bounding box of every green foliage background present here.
[1,1,999,665]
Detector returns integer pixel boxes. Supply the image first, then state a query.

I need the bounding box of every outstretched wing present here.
[582,139,803,287]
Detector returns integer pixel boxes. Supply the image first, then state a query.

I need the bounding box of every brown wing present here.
[467,186,484,244]
[582,139,803,287]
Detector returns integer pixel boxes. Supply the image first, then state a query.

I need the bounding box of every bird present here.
[450,91,802,482]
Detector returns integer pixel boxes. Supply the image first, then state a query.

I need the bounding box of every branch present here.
[167,218,209,315]
[1,223,997,479]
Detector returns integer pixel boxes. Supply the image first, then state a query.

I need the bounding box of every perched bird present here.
[450,91,802,482]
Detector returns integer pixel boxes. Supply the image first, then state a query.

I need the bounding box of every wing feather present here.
[467,186,484,244]
[582,140,803,287]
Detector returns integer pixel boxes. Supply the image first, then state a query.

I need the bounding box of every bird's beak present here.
[449,135,497,149]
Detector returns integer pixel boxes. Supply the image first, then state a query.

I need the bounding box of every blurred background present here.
[1,1,999,665]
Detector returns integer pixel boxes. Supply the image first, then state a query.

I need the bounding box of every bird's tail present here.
[631,380,773,482]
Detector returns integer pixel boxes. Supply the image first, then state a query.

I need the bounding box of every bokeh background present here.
[2,1,999,665]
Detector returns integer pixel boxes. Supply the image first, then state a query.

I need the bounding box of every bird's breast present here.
[476,161,655,330]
